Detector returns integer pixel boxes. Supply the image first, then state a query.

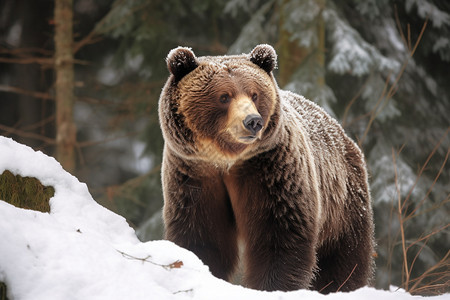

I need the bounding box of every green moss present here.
[0,170,55,213]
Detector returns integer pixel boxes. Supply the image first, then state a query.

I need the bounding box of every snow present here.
[325,9,400,76]
[0,136,448,300]
[405,0,450,28]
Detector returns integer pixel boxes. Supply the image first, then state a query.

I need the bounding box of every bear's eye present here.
[219,94,231,104]
[252,93,258,102]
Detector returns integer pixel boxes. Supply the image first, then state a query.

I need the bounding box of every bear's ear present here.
[249,44,277,73]
[166,47,199,81]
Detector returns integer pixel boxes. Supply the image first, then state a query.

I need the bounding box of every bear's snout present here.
[243,114,263,136]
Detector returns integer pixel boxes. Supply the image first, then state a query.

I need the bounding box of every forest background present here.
[0,0,448,295]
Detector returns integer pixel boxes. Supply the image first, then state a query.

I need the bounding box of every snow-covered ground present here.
[0,136,447,300]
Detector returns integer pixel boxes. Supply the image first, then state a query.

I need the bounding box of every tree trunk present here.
[277,0,308,88]
[316,0,326,88]
[0,0,54,151]
[54,0,76,172]
[277,0,326,89]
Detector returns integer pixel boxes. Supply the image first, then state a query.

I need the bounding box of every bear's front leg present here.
[245,213,316,291]
[224,150,320,291]
[241,202,319,291]
[162,157,239,281]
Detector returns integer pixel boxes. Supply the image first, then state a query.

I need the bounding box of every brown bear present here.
[158,44,374,293]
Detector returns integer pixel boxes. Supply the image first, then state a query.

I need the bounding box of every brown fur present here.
[159,45,374,292]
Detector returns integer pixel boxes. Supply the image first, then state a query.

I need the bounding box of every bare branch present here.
[76,131,139,148]
[336,264,358,292]
[0,57,53,65]
[0,57,88,65]
[0,47,53,56]
[0,84,54,100]
[358,18,428,146]
[404,127,449,213]
[342,75,371,128]
[392,148,410,289]
[0,124,55,145]
[116,249,184,270]
[410,250,450,293]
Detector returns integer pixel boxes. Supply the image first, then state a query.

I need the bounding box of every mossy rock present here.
[0,170,54,212]
[0,281,7,300]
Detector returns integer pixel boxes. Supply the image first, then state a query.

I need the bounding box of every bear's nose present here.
[243,114,263,135]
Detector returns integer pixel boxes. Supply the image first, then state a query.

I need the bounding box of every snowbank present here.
[0,136,447,300]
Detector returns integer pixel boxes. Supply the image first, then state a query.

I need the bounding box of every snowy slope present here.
[0,136,447,300]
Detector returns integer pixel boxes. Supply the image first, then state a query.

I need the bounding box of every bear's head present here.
[159,44,280,166]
